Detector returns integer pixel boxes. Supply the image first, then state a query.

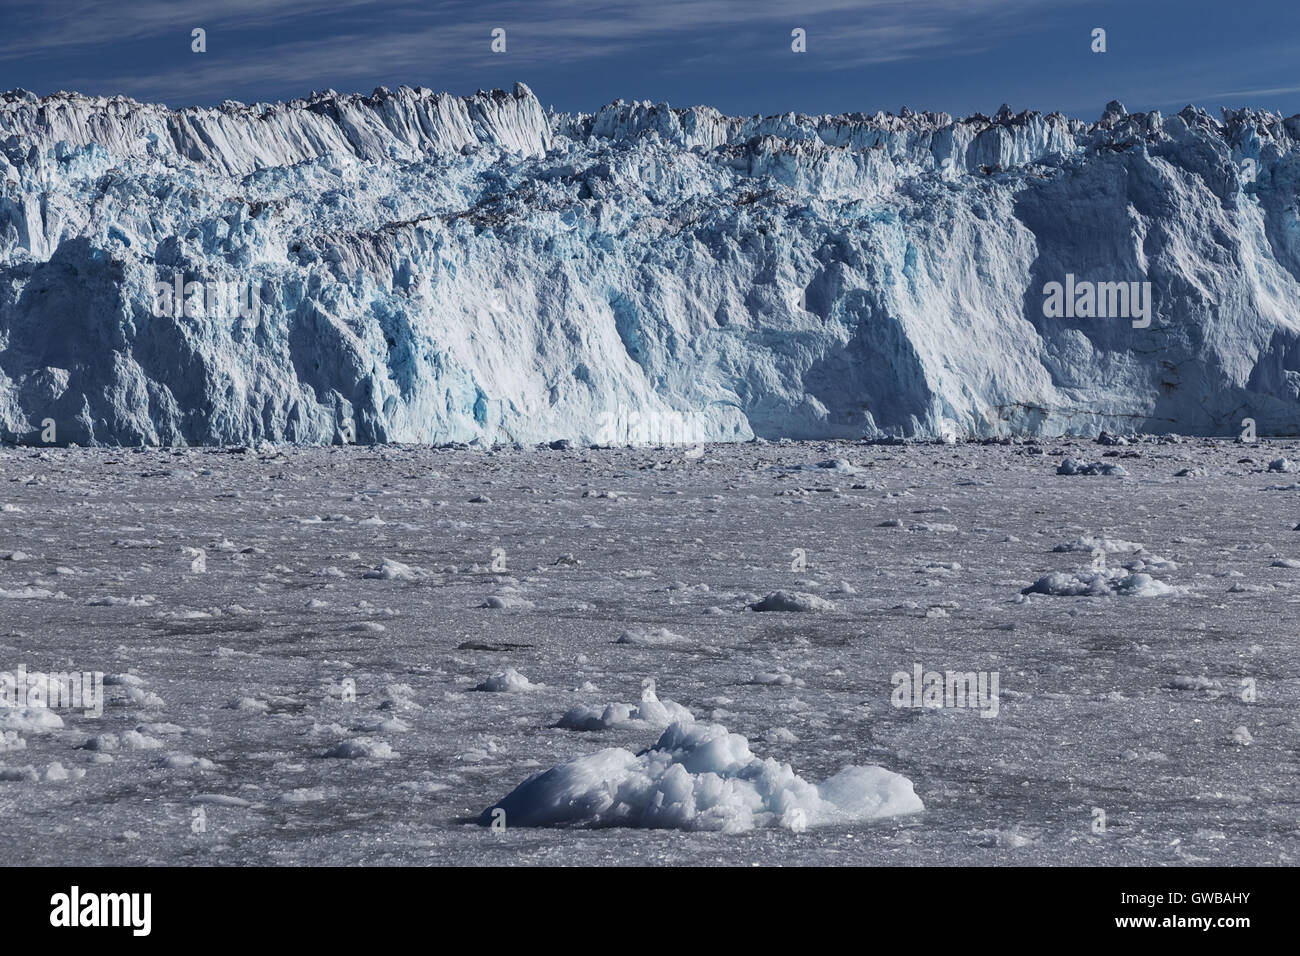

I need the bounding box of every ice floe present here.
[480,720,922,832]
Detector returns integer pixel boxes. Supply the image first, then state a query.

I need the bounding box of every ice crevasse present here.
[2,84,1300,444]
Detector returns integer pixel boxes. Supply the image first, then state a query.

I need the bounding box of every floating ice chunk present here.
[363,557,427,581]
[0,587,64,600]
[1125,554,1178,573]
[475,668,541,692]
[556,678,693,730]
[88,594,155,606]
[479,720,922,831]
[191,793,252,807]
[277,787,330,803]
[0,706,64,733]
[765,727,799,744]
[1056,458,1127,476]
[480,593,535,609]
[1167,675,1220,691]
[750,590,834,612]
[323,737,398,759]
[104,673,146,687]
[157,754,218,770]
[122,685,165,709]
[380,683,421,710]
[42,761,85,783]
[921,561,961,573]
[350,716,411,733]
[815,458,858,473]
[666,581,710,592]
[975,826,1042,848]
[615,626,687,646]
[223,696,271,712]
[1022,569,1176,597]
[136,722,185,736]
[1053,536,1144,554]
[555,703,635,731]
[120,730,164,750]
[1112,573,1177,597]
[749,671,802,687]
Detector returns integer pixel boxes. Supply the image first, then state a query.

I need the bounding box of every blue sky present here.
[2,0,1298,120]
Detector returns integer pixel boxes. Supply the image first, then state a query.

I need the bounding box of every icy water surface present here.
[0,439,1296,864]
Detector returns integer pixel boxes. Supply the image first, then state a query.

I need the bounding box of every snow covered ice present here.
[3,86,1300,445]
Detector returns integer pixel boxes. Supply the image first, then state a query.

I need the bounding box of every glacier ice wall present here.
[1,83,1299,445]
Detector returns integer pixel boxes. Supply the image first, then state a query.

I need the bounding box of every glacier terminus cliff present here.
[2,84,1298,445]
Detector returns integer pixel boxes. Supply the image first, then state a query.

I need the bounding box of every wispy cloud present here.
[1199,85,1300,100]
[0,0,389,58]
[7,0,1297,120]
[5,0,1074,104]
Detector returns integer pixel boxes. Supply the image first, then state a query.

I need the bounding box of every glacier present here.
[1,82,1299,445]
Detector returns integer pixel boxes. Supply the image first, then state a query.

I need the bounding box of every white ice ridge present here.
[3,86,1300,445]
[555,677,694,730]
[479,720,923,831]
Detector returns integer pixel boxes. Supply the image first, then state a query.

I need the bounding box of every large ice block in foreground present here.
[479,720,923,831]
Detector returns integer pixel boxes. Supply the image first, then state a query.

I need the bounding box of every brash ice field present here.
[0,438,1295,865]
